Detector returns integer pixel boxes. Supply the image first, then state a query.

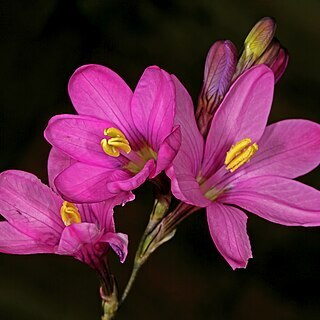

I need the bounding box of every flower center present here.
[225,138,258,172]
[60,201,82,226]
[124,146,157,174]
[101,127,131,157]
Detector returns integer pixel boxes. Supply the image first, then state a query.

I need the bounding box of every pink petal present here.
[221,176,320,226]
[48,147,76,192]
[56,222,104,266]
[68,64,140,145]
[45,114,122,168]
[106,159,155,193]
[167,75,209,206]
[236,119,320,180]
[166,166,211,207]
[0,171,64,241]
[100,232,128,263]
[131,66,175,151]
[79,194,134,228]
[207,202,252,270]
[171,75,204,176]
[152,125,181,178]
[54,162,135,203]
[202,65,274,177]
[0,222,54,254]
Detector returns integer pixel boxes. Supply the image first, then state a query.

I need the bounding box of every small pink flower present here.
[168,64,320,269]
[0,168,130,270]
[45,64,181,203]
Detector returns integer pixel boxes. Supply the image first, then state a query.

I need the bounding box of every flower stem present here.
[120,190,171,304]
[120,260,143,304]
[120,200,200,305]
[98,258,119,320]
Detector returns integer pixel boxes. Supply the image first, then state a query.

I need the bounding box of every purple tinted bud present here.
[270,47,289,83]
[196,40,237,136]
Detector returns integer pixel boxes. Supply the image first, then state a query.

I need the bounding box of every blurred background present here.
[0,0,319,319]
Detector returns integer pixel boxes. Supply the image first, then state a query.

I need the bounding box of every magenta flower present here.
[168,64,320,269]
[45,64,181,203]
[0,166,130,271]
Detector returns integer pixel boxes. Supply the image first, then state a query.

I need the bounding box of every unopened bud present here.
[236,17,276,76]
[196,40,237,136]
[269,47,289,83]
[256,38,281,65]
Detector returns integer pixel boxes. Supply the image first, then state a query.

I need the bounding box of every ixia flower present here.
[0,164,130,271]
[168,64,320,269]
[45,64,181,203]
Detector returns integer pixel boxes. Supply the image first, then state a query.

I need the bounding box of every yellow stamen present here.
[101,127,131,157]
[60,201,81,226]
[225,138,258,172]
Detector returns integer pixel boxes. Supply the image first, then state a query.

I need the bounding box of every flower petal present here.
[45,114,123,168]
[54,162,135,203]
[236,119,320,180]
[79,194,134,229]
[206,202,252,270]
[0,222,54,254]
[48,147,76,192]
[56,222,104,267]
[168,75,209,206]
[171,75,204,175]
[68,64,140,145]
[100,232,128,263]
[221,176,320,226]
[0,170,64,242]
[131,66,175,150]
[106,159,155,193]
[202,65,275,177]
[166,166,211,207]
[152,125,181,178]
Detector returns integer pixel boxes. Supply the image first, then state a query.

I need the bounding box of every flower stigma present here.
[225,138,258,172]
[60,201,82,226]
[101,127,131,157]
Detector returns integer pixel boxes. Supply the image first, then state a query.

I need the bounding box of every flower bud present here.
[236,17,276,76]
[269,47,289,83]
[196,40,237,136]
[256,38,281,65]
[255,39,289,82]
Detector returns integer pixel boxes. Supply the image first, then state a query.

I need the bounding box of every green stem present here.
[120,191,171,305]
[119,202,200,306]
[120,261,143,304]
[98,258,119,320]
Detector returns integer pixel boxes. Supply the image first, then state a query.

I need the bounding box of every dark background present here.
[0,1,319,319]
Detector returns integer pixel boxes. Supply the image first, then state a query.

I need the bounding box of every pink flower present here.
[45,64,181,203]
[0,167,130,271]
[168,64,320,269]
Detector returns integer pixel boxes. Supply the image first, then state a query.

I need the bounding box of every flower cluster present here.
[0,17,319,319]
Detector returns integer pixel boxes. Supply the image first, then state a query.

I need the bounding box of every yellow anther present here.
[60,201,81,226]
[104,127,125,138]
[101,127,131,157]
[225,138,258,172]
